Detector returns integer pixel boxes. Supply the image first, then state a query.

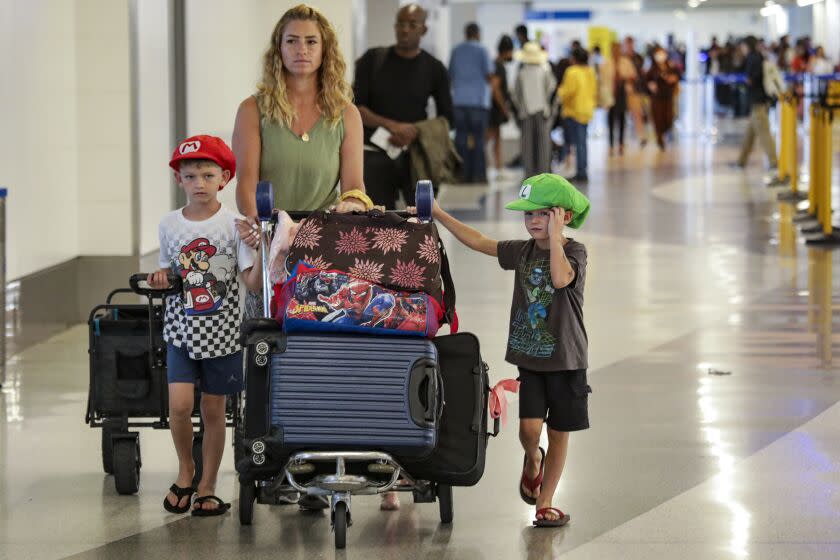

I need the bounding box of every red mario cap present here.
[180,238,217,257]
[169,135,236,188]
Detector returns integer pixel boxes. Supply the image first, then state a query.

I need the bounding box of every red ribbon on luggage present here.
[488,379,520,427]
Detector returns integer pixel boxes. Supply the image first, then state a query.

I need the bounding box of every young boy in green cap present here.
[432,173,590,528]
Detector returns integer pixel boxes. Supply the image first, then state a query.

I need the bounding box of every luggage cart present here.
[85,273,241,495]
[236,181,495,549]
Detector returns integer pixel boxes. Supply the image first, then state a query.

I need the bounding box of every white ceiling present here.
[643,0,793,8]
[526,0,796,10]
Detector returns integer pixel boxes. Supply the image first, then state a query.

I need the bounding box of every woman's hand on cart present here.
[332,198,368,214]
[236,217,261,250]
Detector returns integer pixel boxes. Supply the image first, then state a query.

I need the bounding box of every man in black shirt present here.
[354,3,453,209]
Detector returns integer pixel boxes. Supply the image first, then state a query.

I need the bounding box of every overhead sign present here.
[525,10,592,21]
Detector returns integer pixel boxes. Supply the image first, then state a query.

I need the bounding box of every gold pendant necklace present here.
[301,132,310,142]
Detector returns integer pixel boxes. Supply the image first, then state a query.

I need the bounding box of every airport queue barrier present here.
[776,89,805,201]
[793,74,840,247]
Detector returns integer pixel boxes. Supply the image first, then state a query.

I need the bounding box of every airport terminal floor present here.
[2,135,840,559]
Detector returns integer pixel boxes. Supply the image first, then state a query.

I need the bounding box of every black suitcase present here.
[402,332,496,486]
[268,334,441,458]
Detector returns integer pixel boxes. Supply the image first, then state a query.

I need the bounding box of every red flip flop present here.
[533,507,570,528]
[518,447,545,505]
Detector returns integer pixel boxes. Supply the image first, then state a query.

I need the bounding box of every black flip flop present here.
[163,484,195,514]
[533,507,570,528]
[519,447,545,506]
[191,495,231,517]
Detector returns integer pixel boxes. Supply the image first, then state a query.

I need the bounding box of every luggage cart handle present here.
[129,273,182,297]
[284,210,416,221]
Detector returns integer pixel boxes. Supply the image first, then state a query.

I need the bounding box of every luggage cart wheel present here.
[101,426,115,475]
[437,483,453,524]
[256,181,274,222]
[333,501,348,549]
[113,436,141,495]
[192,434,204,488]
[239,480,256,525]
[415,180,433,223]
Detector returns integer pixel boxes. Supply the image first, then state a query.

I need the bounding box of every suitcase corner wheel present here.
[111,432,141,495]
[412,482,453,523]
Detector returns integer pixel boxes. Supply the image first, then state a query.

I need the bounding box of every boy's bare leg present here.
[519,418,544,501]
[535,428,569,522]
[167,383,196,509]
[194,393,227,511]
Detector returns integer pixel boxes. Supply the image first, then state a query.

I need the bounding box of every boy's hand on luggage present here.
[147,270,171,290]
[236,218,260,249]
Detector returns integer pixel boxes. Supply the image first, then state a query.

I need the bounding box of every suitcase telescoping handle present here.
[256,181,274,318]
[129,273,182,298]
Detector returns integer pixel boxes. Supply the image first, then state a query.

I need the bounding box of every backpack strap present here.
[438,241,458,332]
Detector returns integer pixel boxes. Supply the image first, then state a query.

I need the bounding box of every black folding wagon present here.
[85,274,241,494]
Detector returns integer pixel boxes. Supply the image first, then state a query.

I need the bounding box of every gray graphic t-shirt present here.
[497,238,588,371]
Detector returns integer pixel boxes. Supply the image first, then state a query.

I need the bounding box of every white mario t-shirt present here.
[159,206,256,360]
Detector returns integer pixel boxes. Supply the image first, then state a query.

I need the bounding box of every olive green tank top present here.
[259,106,344,211]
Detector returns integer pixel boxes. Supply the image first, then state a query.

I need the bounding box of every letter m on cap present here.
[519,184,532,199]
[179,140,201,155]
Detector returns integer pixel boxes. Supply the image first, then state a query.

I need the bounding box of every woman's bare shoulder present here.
[343,103,361,121]
[238,96,259,114]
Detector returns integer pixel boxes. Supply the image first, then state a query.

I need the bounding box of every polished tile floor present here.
[2,134,840,559]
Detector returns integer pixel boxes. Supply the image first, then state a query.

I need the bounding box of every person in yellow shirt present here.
[557,48,596,182]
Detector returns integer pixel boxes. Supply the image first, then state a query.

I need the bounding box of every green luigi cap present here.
[504,173,591,229]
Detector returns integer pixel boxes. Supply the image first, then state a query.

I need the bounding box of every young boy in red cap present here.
[148,135,263,516]
[431,173,590,528]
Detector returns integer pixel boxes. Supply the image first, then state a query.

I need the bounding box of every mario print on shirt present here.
[175,238,231,316]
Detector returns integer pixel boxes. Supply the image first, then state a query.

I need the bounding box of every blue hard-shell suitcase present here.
[269,334,441,458]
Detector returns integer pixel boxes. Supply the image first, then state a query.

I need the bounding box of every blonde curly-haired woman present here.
[232,4,391,512]
[233,4,370,221]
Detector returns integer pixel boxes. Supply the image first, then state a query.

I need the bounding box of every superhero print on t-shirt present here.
[173,237,234,316]
[509,259,557,358]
